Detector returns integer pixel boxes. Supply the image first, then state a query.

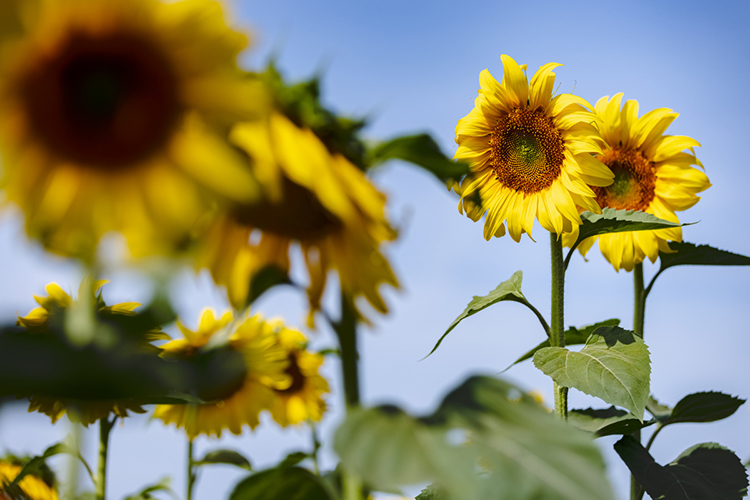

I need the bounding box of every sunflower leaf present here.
[533,326,650,418]
[646,395,673,421]
[426,271,548,359]
[666,392,745,425]
[334,375,614,500]
[229,467,335,500]
[615,437,748,500]
[367,134,470,182]
[645,242,750,297]
[247,265,292,306]
[196,449,252,470]
[507,319,620,368]
[568,407,654,437]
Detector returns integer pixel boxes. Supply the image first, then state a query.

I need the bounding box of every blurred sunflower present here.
[0,0,265,259]
[0,460,58,500]
[196,111,398,326]
[562,94,711,271]
[153,308,290,439]
[16,280,161,425]
[268,326,329,427]
[453,55,614,241]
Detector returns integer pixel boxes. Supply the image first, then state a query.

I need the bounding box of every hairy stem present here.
[630,263,646,500]
[96,416,116,500]
[550,233,568,419]
[187,439,196,500]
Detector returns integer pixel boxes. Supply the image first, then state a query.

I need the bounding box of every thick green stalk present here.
[550,233,568,418]
[187,439,196,500]
[96,417,115,500]
[630,263,646,500]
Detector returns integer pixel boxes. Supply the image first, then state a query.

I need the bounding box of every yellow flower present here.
[195,112,398,326]
[563,94,711,271]
[153,308,289,439]
[267,326,329,427]
[16,280,158,425]
[0,460,58,500]
[453,55,614,241]
[0,0,265,259]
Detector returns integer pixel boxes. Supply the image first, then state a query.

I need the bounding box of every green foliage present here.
[416,484,447,500]
[533,326,651,418]
[4,442,93,493]
[509,319,620,368]
[334,375,613,500]
[568,407,653,437]
[123,477,178,500]
[645,242,750,297]
[246,265,292,306]
[277,451,311,469]
[615,436,748,500]
[195,449,252,470]
[668,392,745,424]
[367,134,470,183]
[229,467,335,500]
[427,271,549,359]
[565,209,684,269]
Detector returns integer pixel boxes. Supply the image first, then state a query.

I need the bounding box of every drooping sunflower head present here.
[267,325,329,427]
[195,111,398,327]
[563,94,711,271]
[0,459,58,500]
[153,308,290,439]
[0,0,265,259]
[454,55,614,241]
[16,280,159,425]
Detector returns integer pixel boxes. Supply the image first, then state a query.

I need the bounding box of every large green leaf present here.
[645,242,750,298]
[335,376,613,500]
[668,392,745,424]
[508,319,620,368]
[229,467,335,500]
[426,271,548,359]
[367,134,470,182]
[646,395,673,422]
[568,407,653,437]
[615,436,748,500]
[565,209,684,269]
[533,326,651,418]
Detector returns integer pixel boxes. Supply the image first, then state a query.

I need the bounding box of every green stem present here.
[550,233,568,419]
[630,263,647,500]
[96,416,116,500]
[187,439,196,500]
[310,422,321,476]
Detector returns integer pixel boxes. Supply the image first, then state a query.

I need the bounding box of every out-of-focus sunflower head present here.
[194,67,399,327]
[0,0,268,260]
[15,279,166,425]
[562,94,711,271]
[0,457,58,500]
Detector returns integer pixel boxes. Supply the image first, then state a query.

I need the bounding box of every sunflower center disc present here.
[593,148,656,211]
[490,108,565,194]
[22,31,180,168]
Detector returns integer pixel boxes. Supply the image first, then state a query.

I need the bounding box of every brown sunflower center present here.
[489,108,565,194]
[233,176,340,239]
[593,148,656,211]
[275,353,306,395]
[21,31,180,168]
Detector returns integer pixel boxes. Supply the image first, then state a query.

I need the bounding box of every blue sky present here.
[1,1,749,499]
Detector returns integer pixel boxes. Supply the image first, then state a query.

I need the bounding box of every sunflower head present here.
[0,0,266,259]
[153,308,290,439]
[563,94,711,271]
[0,459,58,500]
[267,326,329,427]
[16,280,159,425]
[454,55,614,241]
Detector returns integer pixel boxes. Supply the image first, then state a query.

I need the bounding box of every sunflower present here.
[152,308,290,439]
[195,111,398,326]
[562,94,711,271]
[0,460,58,500]
[0,0,265,259]
[16,280,160,425]
[267,326,329,427]
[453,55,614,241]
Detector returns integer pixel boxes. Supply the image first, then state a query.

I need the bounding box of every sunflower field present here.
[1,1,749,500]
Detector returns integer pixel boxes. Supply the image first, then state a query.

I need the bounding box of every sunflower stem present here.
[310,422,321,476]
[186,438,196,500]
[550,233,568,419]
[630,263,647,500]
[95,416,116,500]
